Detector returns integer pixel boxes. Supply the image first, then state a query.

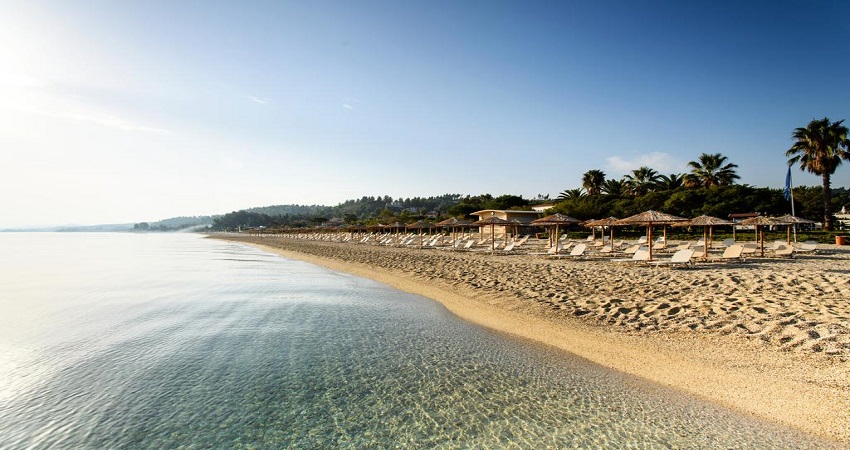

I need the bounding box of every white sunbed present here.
[619,244,641,255]
[648,249,695,268]
[741,243,759,255]
[709,244,745,262]
[552,243,587,259]
[795,241,818,253]
[611,248,649,263]
[773,244,795,258]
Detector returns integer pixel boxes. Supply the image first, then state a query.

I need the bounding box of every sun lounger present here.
[648,249,695,268]
[542,242,573,256]
[741,243,758,255]
[611,248,649,263]
[773,244,794,258]
[795,241,818,253]
[709,244,745,262]
[620,244,640,255]
[671,242,690,252]
[557,243,587,259]
[769,240,786,251]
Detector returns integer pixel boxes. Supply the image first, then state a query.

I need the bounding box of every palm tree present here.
[557,188,586,200]
[657,173,685,191]
[601,178,625,196]
[623,166,662,196]
[685,153,740,188]
[581,170,606,196]
[786,117,850,230]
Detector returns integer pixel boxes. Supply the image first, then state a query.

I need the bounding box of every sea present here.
[0,232,834,448]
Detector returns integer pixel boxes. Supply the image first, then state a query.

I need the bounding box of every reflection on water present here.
[0,233,835,448]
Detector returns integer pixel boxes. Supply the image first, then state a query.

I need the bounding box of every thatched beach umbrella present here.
[436,217,470,243]
[616,210,688,260]
[675,215,733,260]
[405,220,429,248]
[583,217,620,251]
[773,214,815,244]
[740,216,780,257]
[475,215,511,253]
[532,213,581,254]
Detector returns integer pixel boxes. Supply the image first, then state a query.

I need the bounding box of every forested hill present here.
[245,194,465,218]
[212,194,467,230]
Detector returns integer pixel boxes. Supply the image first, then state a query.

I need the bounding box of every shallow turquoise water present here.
[0,233,834,448]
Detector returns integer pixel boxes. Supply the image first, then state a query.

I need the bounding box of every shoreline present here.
[211,234,850,444]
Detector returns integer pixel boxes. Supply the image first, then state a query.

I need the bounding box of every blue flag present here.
[784,167,792,201]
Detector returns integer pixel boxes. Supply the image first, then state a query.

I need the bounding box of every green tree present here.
[552,196,603,220]
[557,188,585,200]
[623,166,662,196]
[786,117,850,230]
[487,194,528,210]
[601,178,625,196]
[581,170,606,196]
[657,173,685,191]
[685,153,740,188]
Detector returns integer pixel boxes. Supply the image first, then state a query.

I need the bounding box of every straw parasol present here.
[531,213,581,254]
[436,217,470,243]
[773,214,815,244]
[615,210,688,260]
[740,216,780,256]
[583,217,620,251]
[675,215,733,260]
[405,220,430,248]
[475,215,511,253]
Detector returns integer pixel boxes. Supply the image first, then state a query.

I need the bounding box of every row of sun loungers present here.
[253,230,821,266]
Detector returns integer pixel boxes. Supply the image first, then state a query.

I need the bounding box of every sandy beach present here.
[211,233,850,444]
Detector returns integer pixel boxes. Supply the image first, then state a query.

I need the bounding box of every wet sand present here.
[211,234,850,444]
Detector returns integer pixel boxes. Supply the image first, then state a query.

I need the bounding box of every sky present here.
[1,0,848,228]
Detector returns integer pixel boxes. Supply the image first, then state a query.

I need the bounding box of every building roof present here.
[728,212,761,219]
[470,210,541,216]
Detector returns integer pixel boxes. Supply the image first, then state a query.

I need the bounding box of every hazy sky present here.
[1,1,848,227]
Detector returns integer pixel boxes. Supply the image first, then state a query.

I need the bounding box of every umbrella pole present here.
[759,226,764,257]
[708,227,714,251]
[648,224,653,261]
[555,223,561,255]
[610,227,614,251]
[491,224,495,253]
[787,226,791,245]
[703,226,708,260]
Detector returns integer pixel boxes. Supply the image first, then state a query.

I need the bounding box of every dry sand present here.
[211,234,850,444]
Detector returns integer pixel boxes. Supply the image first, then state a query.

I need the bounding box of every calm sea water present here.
[0,233,833,448]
